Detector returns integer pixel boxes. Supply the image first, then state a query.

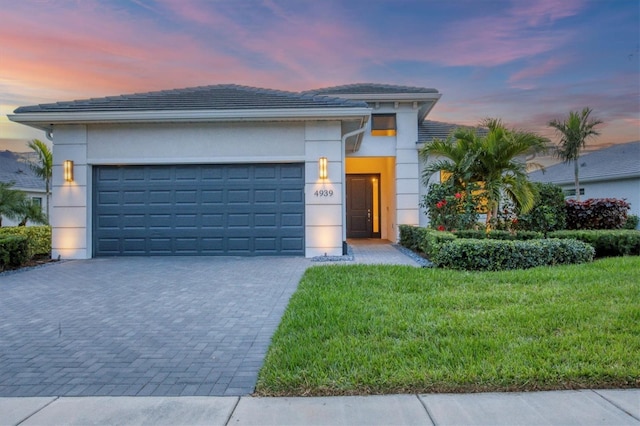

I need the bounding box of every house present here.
[528,141,640,219]
[8,83,444,259]
[0,151,47,226]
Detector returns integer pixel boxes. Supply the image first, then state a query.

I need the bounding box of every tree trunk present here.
[574,159,580,201]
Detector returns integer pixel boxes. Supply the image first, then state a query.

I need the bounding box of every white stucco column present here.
[51,125,90,259]
[395,112,420,232]
[304,121,344,257]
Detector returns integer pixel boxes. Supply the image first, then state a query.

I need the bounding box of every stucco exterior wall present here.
[304,121,344,257]
[51,120,349,259]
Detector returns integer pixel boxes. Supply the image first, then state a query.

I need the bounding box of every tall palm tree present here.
[27,139,53,219]
[548,107,602,201]
[0,182,28,227]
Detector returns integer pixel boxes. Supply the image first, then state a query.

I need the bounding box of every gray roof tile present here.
[0,152,46,191]
[529,141,640,183]
[14,84,368,114]
[418,120,488,142]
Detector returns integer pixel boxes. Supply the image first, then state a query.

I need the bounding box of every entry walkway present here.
[348,239,423,266]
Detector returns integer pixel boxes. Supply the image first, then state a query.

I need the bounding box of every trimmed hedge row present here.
[399,225,455,259]
[453,229,543,240]
[0,235,30,271]
[548,230,640,257]
[432,238,594,271]
[0,226,51,258]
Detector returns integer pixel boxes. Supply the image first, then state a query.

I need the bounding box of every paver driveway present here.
[0,257,310,397]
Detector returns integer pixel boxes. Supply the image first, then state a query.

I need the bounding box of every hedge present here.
[0,226,51,258]
[548,230,640,257]
[0,235,30,271]
[399,225,457,259]
[433,238,595,271]
[453,230,543,240]
[565,198,630,230]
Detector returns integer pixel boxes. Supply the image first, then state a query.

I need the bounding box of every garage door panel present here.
[93,164,304,256]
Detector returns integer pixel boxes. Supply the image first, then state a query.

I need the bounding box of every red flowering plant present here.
[421,182,480,231]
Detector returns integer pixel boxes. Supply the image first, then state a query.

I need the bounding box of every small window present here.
[31,197,42,207]
[371,114,396,136]
[564,189,585,197]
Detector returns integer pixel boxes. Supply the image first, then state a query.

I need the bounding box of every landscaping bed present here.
[255,257,640,396]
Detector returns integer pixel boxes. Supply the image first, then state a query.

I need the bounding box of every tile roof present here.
[418,120,488,143]
[304,83,439,95]
[13,84,368,114]
[529,141,640,183]
[0,152,46,191]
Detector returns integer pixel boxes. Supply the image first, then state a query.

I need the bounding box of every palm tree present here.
[475,119,549,223]
[420,119,548,225]
[17,198,49,226]
[27,139,53,219]
[548,108,602,201]
[0,182,28,227]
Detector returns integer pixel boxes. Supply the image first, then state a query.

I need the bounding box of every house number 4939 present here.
[314,189,334,197]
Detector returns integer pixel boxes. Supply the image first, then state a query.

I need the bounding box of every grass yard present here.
[256,256,640,396]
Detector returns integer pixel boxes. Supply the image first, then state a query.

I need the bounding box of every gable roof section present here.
[0,152,45,192]
[418,120,488,143]
[528,141,640,184]
[14,84,367,113]
[9,84,371,132]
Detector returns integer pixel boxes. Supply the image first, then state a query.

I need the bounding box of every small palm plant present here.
[27,139,53,220]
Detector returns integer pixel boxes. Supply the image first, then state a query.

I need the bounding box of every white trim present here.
[87,156,306,165]
[8,107,372,131]
[329,93,441,102]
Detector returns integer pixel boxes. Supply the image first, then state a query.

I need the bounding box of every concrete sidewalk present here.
[2,389,638,425]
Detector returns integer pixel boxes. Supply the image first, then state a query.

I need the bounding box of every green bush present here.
[516,183,566,234]
[565,198,630,230]
[0,226,51,258]
[417,229,456,259]
[420,181,481,231]
[399,225,420,251]
[453,230,543,240]
[433,238,594,271]
[0,235,30,271]
[623,214,639,230]
[548,230,640,257]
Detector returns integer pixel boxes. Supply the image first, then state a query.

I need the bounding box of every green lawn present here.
[256,256,640,396]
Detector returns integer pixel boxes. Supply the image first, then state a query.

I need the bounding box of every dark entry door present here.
[346,174,381,238]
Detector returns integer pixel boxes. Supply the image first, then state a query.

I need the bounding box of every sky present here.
[1,0,639,153]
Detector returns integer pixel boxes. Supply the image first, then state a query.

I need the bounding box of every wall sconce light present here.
[318,157,328,180]
[63,160,74,182]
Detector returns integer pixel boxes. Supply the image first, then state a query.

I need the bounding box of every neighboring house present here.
[0,151,47,227]
[528,141,640,220]
[8,83,446,259]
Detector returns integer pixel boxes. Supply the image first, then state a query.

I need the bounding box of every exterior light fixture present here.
[318,157,328,180]
[63,160,74,182]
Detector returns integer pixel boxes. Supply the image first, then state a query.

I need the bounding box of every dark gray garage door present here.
[93,164,305,256]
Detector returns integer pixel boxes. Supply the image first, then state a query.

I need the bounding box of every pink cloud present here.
[508,57,568,88]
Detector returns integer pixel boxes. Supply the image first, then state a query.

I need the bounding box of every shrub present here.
[565,198,630,230]
[433,238,594,271]
[453,230,543,240]
[417,229,456,259]
[399,225,420,251]
[548,230,640,257]
[421,181,481,231]
[516,183,566,234]
[623,214,639,230]
[0,226,51,258]
[0,235,30,271]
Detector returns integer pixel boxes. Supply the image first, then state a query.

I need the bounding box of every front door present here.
[346,174,381,238]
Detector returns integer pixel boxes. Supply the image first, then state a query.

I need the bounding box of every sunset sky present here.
[1,0,638,152]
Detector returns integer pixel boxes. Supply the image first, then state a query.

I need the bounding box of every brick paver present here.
[0,257,309,397]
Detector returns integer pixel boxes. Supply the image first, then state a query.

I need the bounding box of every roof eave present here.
[328,92,441,102]
[8,107,372,131]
